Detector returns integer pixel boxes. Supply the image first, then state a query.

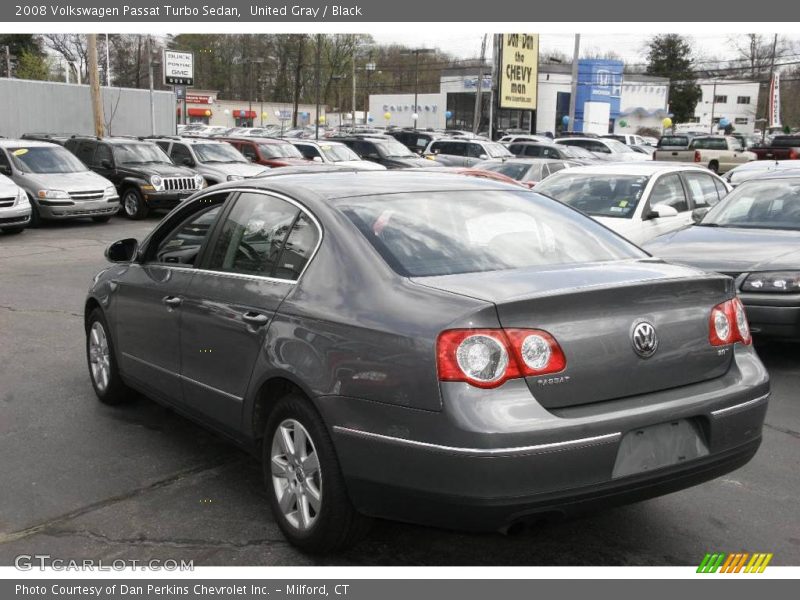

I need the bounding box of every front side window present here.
[94,144,113,167]
[683,172,721,208]
[154,204,223,265]
[170,144,193,165]
[206,193,302,277]
[649,173,688,213]
[339,190,642,277]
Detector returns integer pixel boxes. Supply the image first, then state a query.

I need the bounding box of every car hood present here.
[644,225,800,272]
[332,160,387,171]
[387,156,443,168]
[22,170,113,191]
[199,162,267,178]
[117,163,197,178]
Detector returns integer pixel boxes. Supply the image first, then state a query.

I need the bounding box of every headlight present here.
[37,190,70,199]
[194,174,206,188]
[17,188,29,205]
[741,271,800,293]
[149,175,163,189]
[226,174,245,182]
[104,186,117,197]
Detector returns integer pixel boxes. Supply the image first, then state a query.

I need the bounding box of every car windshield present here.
[480,162,537,181]
[604,139,636,153]
[375,139,415,157]
[485,142,514,158]
[339,190,642,277]
[320,144,361,162]
[7,146,89,173]
[701,178,800,230]
[193,143,248,163]
[113,143,171,164]
[258,143,304,158]
[535,173,650,219]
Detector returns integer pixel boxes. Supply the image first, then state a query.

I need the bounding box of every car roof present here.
[0,138,61,148]
[220,136,290,144]
[554,137,609,142]
[487,157,568,164]
[292,140,346,147]
[201,170,524,203]
[555,163,713,176]
[745,170,800,181]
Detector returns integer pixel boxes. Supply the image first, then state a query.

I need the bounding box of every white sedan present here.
[554,137,651,162]
[534,163,732,245]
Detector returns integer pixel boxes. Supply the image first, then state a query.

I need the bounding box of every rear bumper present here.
[319,344,769,531]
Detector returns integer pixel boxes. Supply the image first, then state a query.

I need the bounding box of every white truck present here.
[652,135,757,174]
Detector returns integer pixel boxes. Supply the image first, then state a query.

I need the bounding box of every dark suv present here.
[387,129,445,154]
[331,136,439,169]
[65,137,205,219]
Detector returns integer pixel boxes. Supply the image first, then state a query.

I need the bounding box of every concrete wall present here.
[0,78,176,138]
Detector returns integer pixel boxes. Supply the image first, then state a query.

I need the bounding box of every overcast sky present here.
[370,32,792,64]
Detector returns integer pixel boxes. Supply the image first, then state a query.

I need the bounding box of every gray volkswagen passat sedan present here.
[85,172,770,553]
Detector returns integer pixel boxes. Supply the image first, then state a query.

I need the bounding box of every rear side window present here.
[339,190,642,277]
[206,192,301,278]
[273,214,320,280]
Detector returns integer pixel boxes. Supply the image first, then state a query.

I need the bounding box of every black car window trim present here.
[192,188,324,285]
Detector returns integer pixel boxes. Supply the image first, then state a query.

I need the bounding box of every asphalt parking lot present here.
[0,216,798,567]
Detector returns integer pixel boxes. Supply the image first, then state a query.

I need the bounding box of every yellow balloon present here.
[318,115,326,124]
[204,109,211,117]
[662,117,673,128]
[383,112,392,120]
[261,112,268,119]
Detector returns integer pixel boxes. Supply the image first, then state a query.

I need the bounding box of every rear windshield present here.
[338,190,642,277]
[658,136,689,147]
[535,173,650,219]
[771,136,800,148]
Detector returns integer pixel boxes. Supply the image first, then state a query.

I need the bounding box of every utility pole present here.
[401,48,434,129]
[709,80,717,134]
[147,37,156,136]
[105,33,112,86]
[4,45,10,78]
[567,34,580,133]
[351,51,357,126]
[315,34,321,139]
[87,34,105,137]
[472,34,488,135]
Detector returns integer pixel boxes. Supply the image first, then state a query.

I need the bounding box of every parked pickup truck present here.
[652,135,757,174]
[750,135,800,160]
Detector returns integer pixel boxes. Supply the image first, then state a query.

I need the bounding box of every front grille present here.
[51,206,117,217]
[163,177,197,191]
[69,190,105,201]
[0,196,15,208]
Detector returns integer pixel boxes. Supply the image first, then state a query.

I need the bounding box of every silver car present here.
[150,137,269,185]
[0,140,119,225]
[0,173,31,234]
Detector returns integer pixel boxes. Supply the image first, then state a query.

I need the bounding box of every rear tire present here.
[85,308,134,405]
[263,393,371,553]
[708,160,719,174]
[122,188,149,220]
[92,215,111,223]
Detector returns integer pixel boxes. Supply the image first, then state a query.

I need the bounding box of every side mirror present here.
[648,204,679,219]
[100,159,113,169]
[105,238,138,263]
[312,156,323,163]
[0,164,10,176]
[691,207,710,223]
[479,154,489,160]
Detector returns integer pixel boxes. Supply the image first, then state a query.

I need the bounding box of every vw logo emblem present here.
[631,321,658,358]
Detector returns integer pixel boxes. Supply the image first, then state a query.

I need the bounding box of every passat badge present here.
[631,321,658,358]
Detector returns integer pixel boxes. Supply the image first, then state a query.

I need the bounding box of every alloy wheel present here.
[88,321,111,393]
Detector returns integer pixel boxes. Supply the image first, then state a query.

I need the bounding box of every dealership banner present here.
[769,72,781,129]
[498,34,539,111]
[6,0,800,21]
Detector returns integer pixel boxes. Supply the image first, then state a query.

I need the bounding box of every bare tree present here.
[42,34,89,82]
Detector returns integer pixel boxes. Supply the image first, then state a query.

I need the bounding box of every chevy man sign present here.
[499,34,538,111]
[163,50,194,86]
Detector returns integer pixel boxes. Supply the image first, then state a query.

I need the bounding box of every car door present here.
[638,173,690,243]
[178,190,320,432]
[91,143,116,182]
[113,196,227,403]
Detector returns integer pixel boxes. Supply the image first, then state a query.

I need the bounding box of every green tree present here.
[15,50,50,80]
[0,34,45,77]
[645,34,702,125]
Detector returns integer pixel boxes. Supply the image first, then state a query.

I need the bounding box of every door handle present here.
[242,312,270,326]
[163,295,182,307]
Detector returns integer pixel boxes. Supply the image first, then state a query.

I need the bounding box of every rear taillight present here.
[789,149,798,159]
[694,150,702,162]
[437,328,566,389]
[709,298,752,346]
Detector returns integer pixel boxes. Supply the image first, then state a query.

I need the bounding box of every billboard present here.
[574,59,623,133]
[499,34,539,110]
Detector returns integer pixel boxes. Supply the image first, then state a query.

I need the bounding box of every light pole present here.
[364,60,376,126]
[246,57,265,127]
[401,48,434,129]
[147,39,161,136]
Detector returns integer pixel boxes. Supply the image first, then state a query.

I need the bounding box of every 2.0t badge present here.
[631,321,658,358]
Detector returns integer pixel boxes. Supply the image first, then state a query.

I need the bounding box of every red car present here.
[219,137,312,168]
